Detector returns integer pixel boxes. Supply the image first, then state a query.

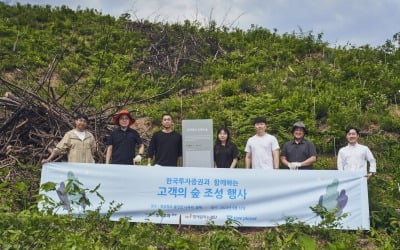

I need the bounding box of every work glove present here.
[133,154,142,163]
[288,162,302,170]
[293,162,302,168]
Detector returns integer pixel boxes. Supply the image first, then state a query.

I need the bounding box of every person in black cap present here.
[280,121,317,170]
[105,110,144,165]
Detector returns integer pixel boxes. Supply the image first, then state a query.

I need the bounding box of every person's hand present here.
[293,162,302,168]
[41,159,50,165]
[365,173,374,179]
[288,162,301,170]
[133,154,142,163]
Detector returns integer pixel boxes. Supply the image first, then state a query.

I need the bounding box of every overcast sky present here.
[4,0,400,47]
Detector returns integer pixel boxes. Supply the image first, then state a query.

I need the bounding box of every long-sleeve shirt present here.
[337,143,376,173]
[53,129,96,163]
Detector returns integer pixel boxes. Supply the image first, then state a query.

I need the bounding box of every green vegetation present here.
[1,2,400,248]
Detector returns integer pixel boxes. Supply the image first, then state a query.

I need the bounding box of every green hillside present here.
[1,3,399,248]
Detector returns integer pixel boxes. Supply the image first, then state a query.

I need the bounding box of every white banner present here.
[39,163,370,229]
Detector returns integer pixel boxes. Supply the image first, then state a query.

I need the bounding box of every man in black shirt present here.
[280,121,317,170]
[147,114,182,167]
[105,110,144,165]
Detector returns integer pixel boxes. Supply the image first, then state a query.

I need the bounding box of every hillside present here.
[1,3,400,248]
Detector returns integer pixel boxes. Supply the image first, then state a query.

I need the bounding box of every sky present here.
[3,0,400,47]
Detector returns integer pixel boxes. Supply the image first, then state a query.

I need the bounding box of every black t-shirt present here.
[106,127,142,165]
[147,131,182,166]
[214,143,239,168]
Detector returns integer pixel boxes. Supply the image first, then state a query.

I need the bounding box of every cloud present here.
[6,0,400,46]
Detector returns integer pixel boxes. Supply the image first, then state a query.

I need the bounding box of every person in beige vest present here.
[42,114,96,164]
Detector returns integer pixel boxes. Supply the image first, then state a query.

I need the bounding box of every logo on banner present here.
[318,179,348,216]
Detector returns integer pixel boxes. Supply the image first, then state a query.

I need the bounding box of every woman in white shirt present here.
[337,127,376,178]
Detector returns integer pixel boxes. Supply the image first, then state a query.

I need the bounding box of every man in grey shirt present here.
[280,122,317,170]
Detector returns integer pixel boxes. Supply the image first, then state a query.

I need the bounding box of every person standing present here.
[245,117,280,169]
[280,122,317,170]
[147,114,182,167]
[337,127,376,178]
[105,110,144,165]
[214,127,239,168]
[41,114,96,164]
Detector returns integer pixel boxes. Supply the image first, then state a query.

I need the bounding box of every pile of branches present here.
[126,20,227,78]
[0,77,112,170]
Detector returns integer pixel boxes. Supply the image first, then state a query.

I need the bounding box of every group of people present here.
[241,117,376,178]
[42,110,183,167]
[41,111,377,177]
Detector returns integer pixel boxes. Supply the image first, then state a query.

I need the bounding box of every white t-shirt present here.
[245,134,280,169]
[74,130,86,141]
[337,143,376,173]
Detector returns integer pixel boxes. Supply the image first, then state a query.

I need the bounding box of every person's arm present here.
[299,156,317,168]
[138,144,144,155]
[367,157,376,178]
[147,136,156,166]
[133,144,145,164]
[105,145,112,164]
[230,158,238,168]
[178,134,183,157]
[368,158,377,173]
[41,133,70,164]
[366,148,376,178]
[366,172,374,179]
[366,149,376,173]
[337,150,343,170]
[298,142,317,168]
[213,145,217,168]
[105,133,113,164]
[230,144,239,168]
[271,137,280,169]
[90,135,96,155]
[273,149,280,169]
[41,150,59,164]
[280,156,290,167]
[245,152,252,169]
[177,156,182,167]
[280,143,289,167]
[132,130,145,164]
